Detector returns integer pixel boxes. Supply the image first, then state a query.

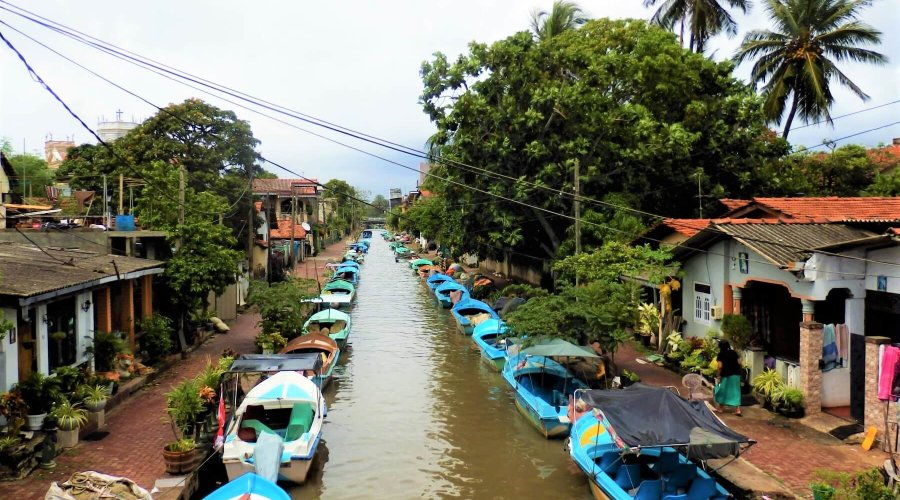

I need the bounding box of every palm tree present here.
[734,0,887,139]
[644,0,750,53]
[529,1,588,41]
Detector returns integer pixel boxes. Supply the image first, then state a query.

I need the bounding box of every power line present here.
[790,99,900,131]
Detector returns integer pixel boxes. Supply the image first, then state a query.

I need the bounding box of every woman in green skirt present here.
[713,340,742,416]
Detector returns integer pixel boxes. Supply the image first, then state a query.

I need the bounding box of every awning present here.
[227,354,323,373]
[523,338,600,358]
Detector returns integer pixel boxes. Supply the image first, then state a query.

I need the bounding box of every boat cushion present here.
[597,451,621,475]
[285,403,315,441]
[237,426,257,443]
[634,479,663,500]
[686,477,717,499]
[655,451,680,475]
[242,419,277,437]
[614,464,641,491]
[665,463,698,492]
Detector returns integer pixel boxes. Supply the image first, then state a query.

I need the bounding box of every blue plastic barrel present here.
[115,215,135,231]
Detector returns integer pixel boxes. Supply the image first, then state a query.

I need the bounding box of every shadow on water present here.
[205,239,591,499]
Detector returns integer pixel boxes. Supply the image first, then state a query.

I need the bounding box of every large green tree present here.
[7,153,54,200]
[644,0,750,53]
[420,19,787,262]
[368,194,390,217]
[529,1,588,41]
[322,179,366,236]
[734,0,887,138]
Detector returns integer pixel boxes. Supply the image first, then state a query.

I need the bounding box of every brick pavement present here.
[615,341,888,498]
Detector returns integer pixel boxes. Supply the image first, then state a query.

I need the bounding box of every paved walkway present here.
[1,239,351,500]
[616,342,887,498]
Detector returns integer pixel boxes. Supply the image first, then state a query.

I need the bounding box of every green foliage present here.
[77,384,110,407]
[7,153,54,199]
[636,303,659,336]
[323,179,367,236]
[51,365,87,396]
[554,242,678,287]
[247,279,318,339]
[14,372,61,415]
[622,369,641,382]
[50,397,88,431]
[529,0,587,41]
[255,332,287,352]
[863,170,900,197]
[165,379,203,439]
[421,18,787,260]
[500,284,550,300]
[734,0,886,138]
[369,194,390,217]
[721,314,753,350]
[0,435,20,451]
[195,357,225,390]
[811,468,894,500]
[89,331,128,372]
[751,369,784,397]
[772,386,805,410]
[138,314,174,364]
[645,0,750,54]
[167,437,196,453]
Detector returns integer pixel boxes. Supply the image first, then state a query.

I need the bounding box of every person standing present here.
[714,340,742,416]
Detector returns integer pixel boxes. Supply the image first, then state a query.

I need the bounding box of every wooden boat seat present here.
[284,403,315,442]
[634,479,662,500]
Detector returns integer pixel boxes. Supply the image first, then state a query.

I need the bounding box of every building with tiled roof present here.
[722,197,900,223]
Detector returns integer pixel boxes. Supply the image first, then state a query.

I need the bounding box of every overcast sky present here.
[1,0,897,199]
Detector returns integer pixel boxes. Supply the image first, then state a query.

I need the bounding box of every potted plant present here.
[51,397,88,448]
[620,369,641,387]
[751,369,784,408]
[0,390,27,436]
[636,303,659,347]
[79,384,111,412]
[163,379,202,474]
[772,386,805,418]
[256,333,275,354]
[15,372,61,430]
[163,438,198,475]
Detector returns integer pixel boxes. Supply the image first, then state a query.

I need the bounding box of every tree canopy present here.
[419,18,787,262]
[644,0,750,54]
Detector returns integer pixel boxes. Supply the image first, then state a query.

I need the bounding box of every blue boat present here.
[434,281,469,309]
[361,230,373,239]
[426,273,454,291]
[502,341,596,438]
[472,319,517,371]
[331,265,359,285]
[204,472,290,500]
[568,385,748,499]
[451,298,499,335]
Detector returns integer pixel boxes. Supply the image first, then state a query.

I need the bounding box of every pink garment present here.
[878,345,900,400]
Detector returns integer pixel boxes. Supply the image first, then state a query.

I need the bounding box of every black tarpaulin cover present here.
[579,384,750,459]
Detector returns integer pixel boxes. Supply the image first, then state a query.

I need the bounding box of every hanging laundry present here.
[879,345,900,400]
[836,324,851,367]
[822,324,838,372]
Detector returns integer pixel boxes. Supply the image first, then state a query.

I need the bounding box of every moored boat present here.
[203,472,290,500]
[279,333,341,389]
[222,355,327,485]
[303,308,352,349]
[451,297,499,335]
[322,279,356,309]
[502,339,598,438]
[472,319,516,371]
[568,385,749,499]
[434,281,468,309]
[331,265,359,285]
[426,273,454,291]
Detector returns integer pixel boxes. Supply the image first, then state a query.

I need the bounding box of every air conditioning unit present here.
[710,305,724,320]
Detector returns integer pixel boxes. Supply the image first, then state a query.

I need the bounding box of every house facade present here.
[639,197,900,423]
[0,242,164,391]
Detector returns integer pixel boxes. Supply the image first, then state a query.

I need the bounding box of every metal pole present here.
[574,159,581,287]
[290,189,297,268]
[102,174,108,227]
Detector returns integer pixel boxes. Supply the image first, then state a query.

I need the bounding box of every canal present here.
[289,237,590,499]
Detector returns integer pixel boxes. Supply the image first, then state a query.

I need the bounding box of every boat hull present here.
[513,395,570,439]
[480,352,505,372]
[224,456,315,485]
[455,321,474,335]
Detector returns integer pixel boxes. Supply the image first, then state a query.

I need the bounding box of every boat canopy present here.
[472,319,508,337]
[522,338,599,358]
[323,279,355,294]
[435,281,466,295]
[410,258,433,269]
[427,273,453,285]
[579,384,752,459]
[334,266,359,276]
[227,353,323,374]
[338,260,360,269]
[306,308,351,324]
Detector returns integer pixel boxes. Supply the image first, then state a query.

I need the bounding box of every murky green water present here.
[288,238,590,499]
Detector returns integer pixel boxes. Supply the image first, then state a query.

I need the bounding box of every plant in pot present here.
[636,303,659,347]
[163,379,202,475]
[771,386,805,418]
[78,384,111,412]
[14,372,61,430]
[751,369,785,409]
[0,390,27,436]
[51,397,88,448]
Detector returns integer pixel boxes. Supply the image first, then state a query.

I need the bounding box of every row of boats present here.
[207,237,375,499]
[394,239,751,500]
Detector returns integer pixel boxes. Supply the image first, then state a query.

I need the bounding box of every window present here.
[694,283,711,325]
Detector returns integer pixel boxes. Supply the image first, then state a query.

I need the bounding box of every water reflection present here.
[286,239,589,499]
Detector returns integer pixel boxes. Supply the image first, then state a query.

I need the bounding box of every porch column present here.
[141,275,153,320]
[119,280,135,352]
[95,287,112,333]
[35,303,48,375]
[731,286,743,315]
[799,321,824,415]
[801,299,815,322]
[865,336,892,447]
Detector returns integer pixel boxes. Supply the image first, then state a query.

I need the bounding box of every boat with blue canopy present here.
[331,265,359,285]
[303,308,352,349]
[568,385,750,499]
[203,472,290,500]
[322,279,355,309]
[434,281,468,309]
[279,333,340,389]
[502,340,597,438]
[451,298,499,335]
[221,354,326,485]
[426,273,454,291]
[472,319,517,371]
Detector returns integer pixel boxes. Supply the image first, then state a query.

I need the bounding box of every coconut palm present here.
[529,1,588,41]
[734,0,887,139]
[644,0,750,53]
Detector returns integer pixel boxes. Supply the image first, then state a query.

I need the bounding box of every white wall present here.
[866,246,900,294]
[0,307,17,392]
[76,291,94,366]
[35,303,48,375]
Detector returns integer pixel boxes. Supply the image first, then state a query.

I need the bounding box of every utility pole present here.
[695,170,703,218]
[176,163,188,355]
[574,159,581,287]
[246,175,255,279]
[118,174,124,215]
[289,187,297,268]
[102,175,108,227]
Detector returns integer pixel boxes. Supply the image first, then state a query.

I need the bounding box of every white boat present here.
[222,354,327,484]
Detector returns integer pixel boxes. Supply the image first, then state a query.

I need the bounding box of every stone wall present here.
[865,336,894,448]
[798,321,824,415]
[479,257,543,285]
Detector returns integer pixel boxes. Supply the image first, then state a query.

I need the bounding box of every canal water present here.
[288,238,590,499]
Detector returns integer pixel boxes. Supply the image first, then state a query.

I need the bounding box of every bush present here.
[752,370,785,398]
[139,314,174,364]
[810,468,893,499]
[89,331,128,372]
[721,314,753,350]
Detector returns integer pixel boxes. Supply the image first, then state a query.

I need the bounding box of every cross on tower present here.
[115,109,123,121]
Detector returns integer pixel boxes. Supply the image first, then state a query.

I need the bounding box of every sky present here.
[0,0,898,200]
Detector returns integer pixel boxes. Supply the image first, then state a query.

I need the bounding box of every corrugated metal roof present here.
[714,223,876,266]
[252,178,319,197]
[0,242,164,298]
